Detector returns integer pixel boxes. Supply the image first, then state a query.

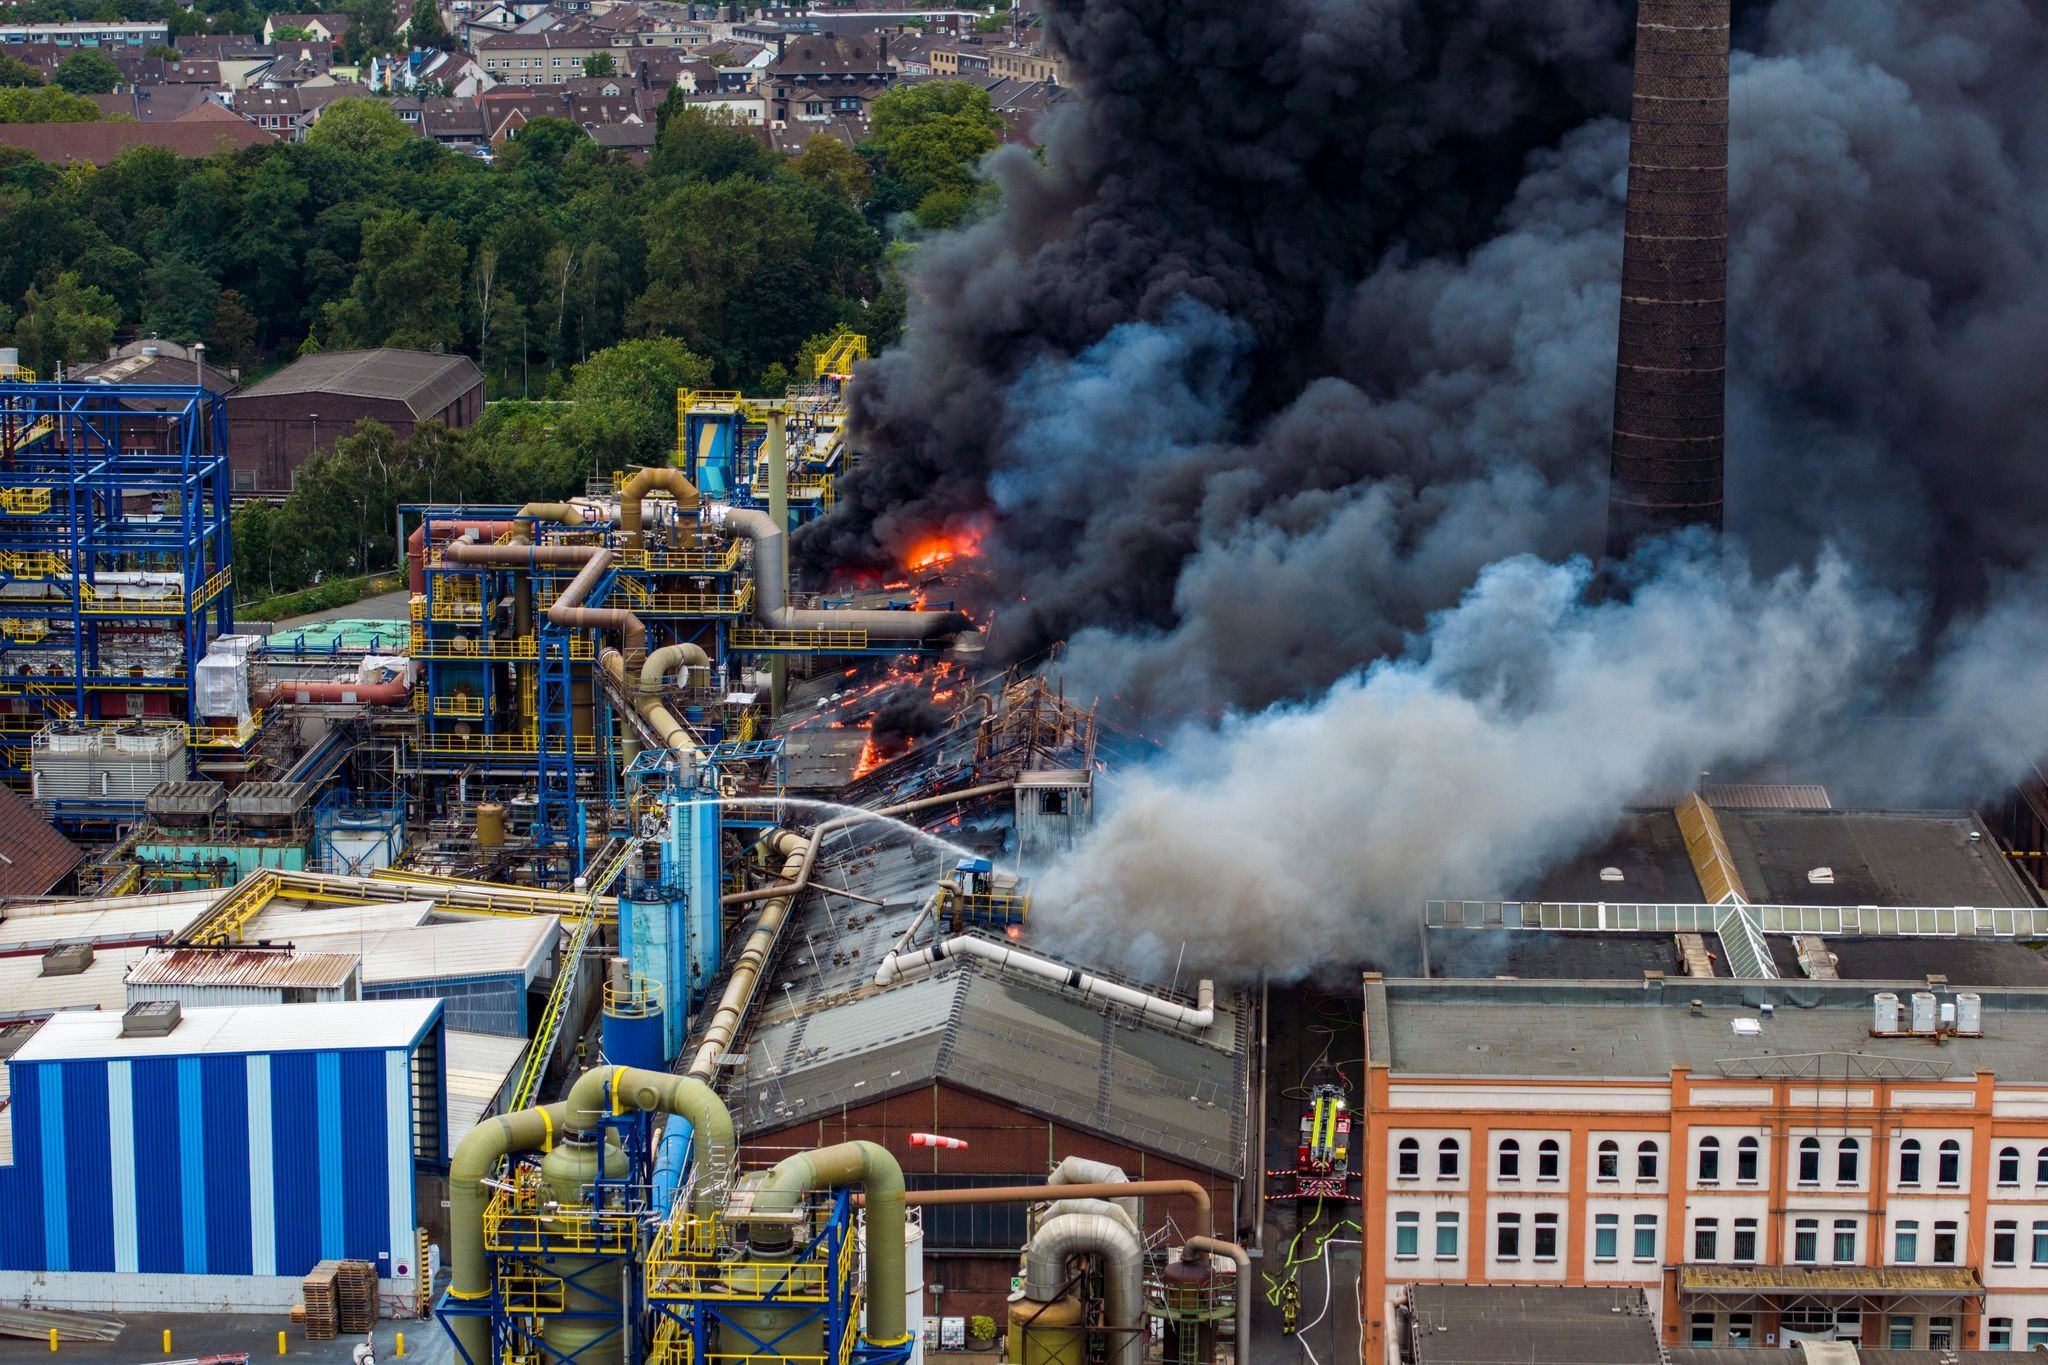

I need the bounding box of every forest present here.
[0,82,1006,599]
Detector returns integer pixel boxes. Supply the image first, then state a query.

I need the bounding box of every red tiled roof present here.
[0,784,83,899]
[0,120,277,165]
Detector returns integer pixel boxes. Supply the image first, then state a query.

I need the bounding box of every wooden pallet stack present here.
[337,1260,379,1334]
[300,1262,340,1341]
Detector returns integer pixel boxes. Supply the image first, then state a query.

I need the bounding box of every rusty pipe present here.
[260,677,412,707]
[1182,1235,1253,1353]
[406,518,515,594]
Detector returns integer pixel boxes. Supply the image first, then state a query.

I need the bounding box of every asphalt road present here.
[0,1311,451,1365]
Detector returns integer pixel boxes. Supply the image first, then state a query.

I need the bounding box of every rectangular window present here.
[1994,1220,2017,1266]
[1533,1213,1558,1262]
[1594,1214,1618,1262]
[1394,1212,1419,1260]
[1889,1316,1913,1349]
[1694,1219,1719,1262]
[1833,1219,1858,1264]
[1727,1314,1753,1349]
[1496,1214,1520,1261]
[1928,1317,1953,1351]
[1537,1143,1560,1181]
[2031,1320,2048,1351]
[1690,1314,1715,1347]
[1435,1212,1459,1259]
[2035,1221,2048,1266]
[1732,1219,1757,1262]
[1633,1214,1657,1262]
[1736,1140,1759,1183]
[1989,1319,2012,1350]
[1795,1219,1819,1264]
[1894,1222,1918,1263]
[1933,1221,1957,1264]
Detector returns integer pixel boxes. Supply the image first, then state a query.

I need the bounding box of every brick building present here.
[225,348,483,497]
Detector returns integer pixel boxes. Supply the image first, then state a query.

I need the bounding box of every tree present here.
[209,289,258,362]
[582,51,615,78]
[322,207,464,350]
[649,105,776,183]
[0,85,100,123]
[792,133,869,204]
[12,272,117,374]
[270,24,314,40]
[407,0,453,51]
[145,43,180,60]
[141,255,219,339]
[338,0,399,54]
[867,80,1002,227]
[500,115,586,171]
[305,97,412,153]
[0,52,45,88]
[53,51,122,95]
[566,337,711,459]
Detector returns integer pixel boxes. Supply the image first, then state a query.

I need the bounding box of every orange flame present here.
[905,525,985,573]
[852,735,881,779]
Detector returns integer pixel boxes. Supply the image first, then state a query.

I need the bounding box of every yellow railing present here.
[0,488,50,514]
[76,566,230,617]
[812,332,869,379]
[0,550,63,578]
[432,693,486,718]
[646,1317,695,1365]
[629,583,752,617]
[729,627,869,652]
[601,976,662,1019]
[1,617,48,642]
[645,1215,838,1304]
[497,1273,566,1315]
[509,840,630,1110]
[0,364,36,382]
[411,635,595,661]
[483,1183,640,1257]
[187,709,265,748]
[618,543,745,574]
[183,868,285,945]
[409,596,426,622]
[414,729,598,757]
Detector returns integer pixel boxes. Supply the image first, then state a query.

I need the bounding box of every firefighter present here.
[1280,1278,1300,1336]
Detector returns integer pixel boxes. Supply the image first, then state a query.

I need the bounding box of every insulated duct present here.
[406,519,515,595]
[874,937,1217,1033]
[618,468,701,551]
[261,677,411,706]
[717,507,967,640]
[1023,1212,1144,1365]
[446,1101,571,1364]
[745,1141,912,1352]
[1604,0,1730,559]
[1049,1156,1140,1226]
[562,1065,735,1208]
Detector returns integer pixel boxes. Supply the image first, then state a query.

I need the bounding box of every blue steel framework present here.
[0,380,234,786]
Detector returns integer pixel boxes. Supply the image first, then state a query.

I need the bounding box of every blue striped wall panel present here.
[0,1064,46,1270]
[59,1061,113,1273]
[340,1050,389,1261]
[37,1063,67,1271]
[130,1057,186,1275]
[201,1055,252,1275]
[269,1051,321,1276]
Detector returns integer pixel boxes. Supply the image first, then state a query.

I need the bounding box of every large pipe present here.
[261,677,411,706]
[618,468,700,551]
[880,1179,1213,1235]
[445,541,647,666]
[876,936,1217,1033]
[722,781,1017,908]
[1182,1235,1253,1355]
[747,1141,911,1351]
[686,831,808,1080]
[562,1065,735,1213]
[406,518,514,594]
[447,1101,570,1363]
[1050,1155,1139,1226]
[1024,1211,1144,1365]
[717,507,965,640]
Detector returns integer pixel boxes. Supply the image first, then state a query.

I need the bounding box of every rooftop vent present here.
[1599,866,1625,882]
[40,943,94,977]
[121,999,182,1038]
[1807,866,1835,884]
[1730,1018,1762,1037]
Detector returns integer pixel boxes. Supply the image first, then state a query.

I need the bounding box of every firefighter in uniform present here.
[1280,1278,1300,1336]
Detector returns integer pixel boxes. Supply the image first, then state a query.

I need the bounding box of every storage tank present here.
[1910,991,1938,1035]
[716,1255,826,1361]
[1157,1255,1219,1361]
[600,974,665,1073]
[1872,992,1900,1034]
[477,801,506,848]
[536,1132,629,1365]
[1007,1292,1084,1365]
[1957,992,1983,1036]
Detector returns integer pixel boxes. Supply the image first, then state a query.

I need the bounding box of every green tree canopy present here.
[566,337,710,459]
[406,0,453,52]
[582,51,615,78]
[866,80,1002,227]
[12,272,117,374]
[140,254,219,339]
[305,97,412,153]
[0,52,45,88]
[649,105,776,184]
[791,133,869,204]
[53,50,122,95]
[0,85,101,122]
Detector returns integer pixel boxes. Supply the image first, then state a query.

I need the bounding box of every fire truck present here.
[1295,1080,1351,1199]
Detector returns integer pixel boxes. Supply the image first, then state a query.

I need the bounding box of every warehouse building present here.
[0,999,445,1310]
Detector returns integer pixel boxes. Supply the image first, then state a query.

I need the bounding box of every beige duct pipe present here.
[444,542,648,667]
[686,831,808,1080]
[562,1065,736,1214]
[1050,1155,1140,1225]
[447,1100,571,1363]
[1182,1235,1254,1355]
[1025,1211,1144,1365]
[508,503,587,635]
[596,641,708,768]
[717,507,966,640]
[618,467,701,551]
[877,936,1217,1033]
[747,1141,911,1351]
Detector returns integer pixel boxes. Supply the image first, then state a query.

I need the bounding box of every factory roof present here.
[243,899,436,941]
[1521,810,1705,903]
[234,348,483,419]
[446,1027,527,1148]
[285,915,558,986]
[1368,978,2048,1084]
[0,784,85,900]
[1406,1285,1661,1365]
[0,892,209,952]
[0,944,154,1022]
[1716,809,2037,908]
[1425,928,1720,981]
[1669,1354,2006,1365]
[123,947,360,991]
[10,998,441,1062]
[1768,934,2048,986]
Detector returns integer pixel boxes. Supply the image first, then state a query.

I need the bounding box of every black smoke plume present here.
[868,688,948,760]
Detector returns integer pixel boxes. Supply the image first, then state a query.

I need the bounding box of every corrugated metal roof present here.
[243,899,436,941]
[284,915,558,986]
[234,348,482,419]
[1676,1265,1983,1294]
[0,784,85,898]
[445,1027,528,1148]
[0,897,209,952]
[1699,783,1832,810]
[124,947,359,989]
[1408,1285,1660,1365]
[0,943,153,1020]
[11,998,440,1061]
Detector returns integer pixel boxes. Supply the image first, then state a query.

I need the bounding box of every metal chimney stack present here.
[1604,0,1730,561]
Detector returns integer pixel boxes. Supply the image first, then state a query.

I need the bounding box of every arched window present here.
[1998,1146,2020,1184]
[1636,1140,1659,1180]
[1938,1138,1961,1186]
[1797,1137,1821,1184]
[1736,1136,1759,1183]
[1597,1138,1620,1180]
[1397,1137,1419,1179]
[1497,1138,1520,1181]
[1899,1138,1922,1185]
[1537,1138,1560,1180]
[1697,1136,1721,1183]
[1438,1137,1461,1179]
[1837,1138,1860,1184]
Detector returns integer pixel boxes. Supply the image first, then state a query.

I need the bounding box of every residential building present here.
[763,32,893,124]
[261,12,351,44]
[419,94,490,148]
[0,20,166,46]
[0,119,275,166]
[225,349,484,497]
[1360,971,2048,1357]
[989,44,1062,84]
[88,85,218,123]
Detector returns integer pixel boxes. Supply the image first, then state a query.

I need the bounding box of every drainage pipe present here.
[875,937,1216,1033]
[618,468,700,551]
[685,831,808,1080]
[746,1141,911,1352]
[1024,1211,1144,1365]
[447,1101,571,1364]
[716,507,966,640]
[1181,1235,1254,1355]
[562,1065,735,1213]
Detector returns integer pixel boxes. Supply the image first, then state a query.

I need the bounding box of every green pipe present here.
[447,1101,571,1364]
[749,1140,909,1349]
[563,1065,735,1215]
